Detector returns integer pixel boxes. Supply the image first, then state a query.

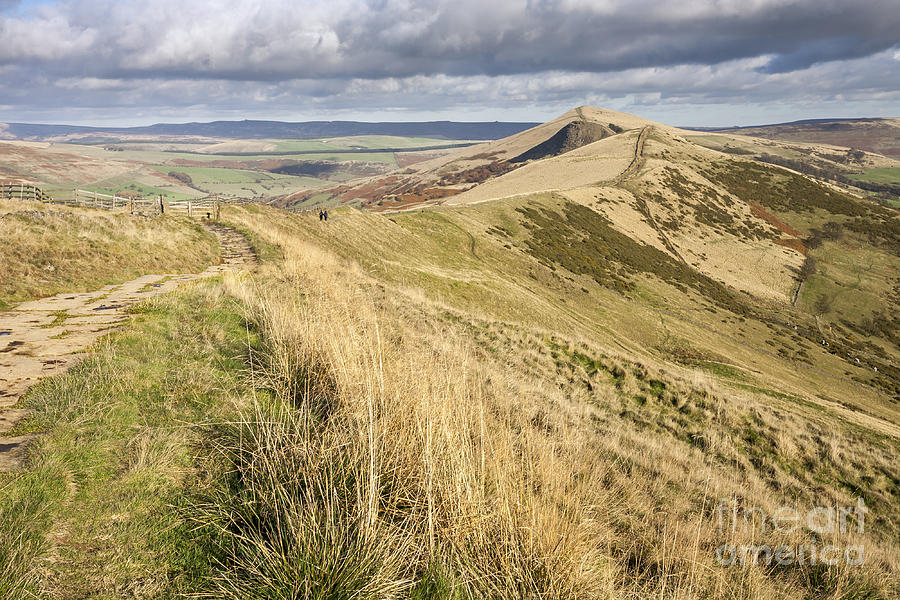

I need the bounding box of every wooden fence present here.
[4,182,248,219]
[1,182,54,203]
[165,196,222,219]
[74,189,160,212]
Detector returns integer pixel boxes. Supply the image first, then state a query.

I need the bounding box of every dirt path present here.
[612,126,650,185]
[612,127,689,264]
[0,223,255,471]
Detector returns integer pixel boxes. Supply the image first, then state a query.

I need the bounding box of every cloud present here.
[2,0,898,79]
[0,0,897,124]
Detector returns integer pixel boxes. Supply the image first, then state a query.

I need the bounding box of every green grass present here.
[79,170,200,200]
[82,180,197,200]
[0,282,255,597]
[151,165,265,183]
[846,167,900,185]
[149,166,328,199]
[38,310,69,329]
[798,239,897,326]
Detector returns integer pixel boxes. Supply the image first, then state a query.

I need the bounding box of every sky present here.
[0,0,898,127]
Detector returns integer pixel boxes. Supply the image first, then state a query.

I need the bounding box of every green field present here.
[147,166,328,199]
[62,145,399,166]
[311,135,473,149]
[34,134,478,202]
[36,141,396,201]
[78,172,198,201]
[847,166,900,185]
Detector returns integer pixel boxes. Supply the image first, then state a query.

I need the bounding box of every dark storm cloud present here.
[335,0,900,78]
[1,0,897,80]
[0,0,897,124]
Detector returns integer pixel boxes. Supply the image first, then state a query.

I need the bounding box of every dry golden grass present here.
[200,206,899,598]
[446,131,635,206]
[0,199,219,308]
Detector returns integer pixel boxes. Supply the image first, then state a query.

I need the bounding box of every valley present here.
[0,134,482,203]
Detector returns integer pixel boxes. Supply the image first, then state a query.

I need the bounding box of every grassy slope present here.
[77,176,198,201]
[219,202,899,598]
[0,199,219,309]
[0,194,897,597]
[242,174,900,422]
[698,159,900,394]
[0,283,255,597]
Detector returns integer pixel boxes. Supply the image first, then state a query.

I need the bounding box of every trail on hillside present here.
[610,126,689,264]
[0,223,255,471]
[611,125,650,185]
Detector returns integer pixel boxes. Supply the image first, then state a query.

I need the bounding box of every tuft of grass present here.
[39,310,70,329]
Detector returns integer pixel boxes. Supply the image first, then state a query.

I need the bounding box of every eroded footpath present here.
[0,223,255,470]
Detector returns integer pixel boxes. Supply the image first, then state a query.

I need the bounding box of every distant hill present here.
[0,120,540,142]
[691,117,900,157]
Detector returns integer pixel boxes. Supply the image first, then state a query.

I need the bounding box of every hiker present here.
[206,211,211,220]
[323,209,328,221]
[319,209,323,221]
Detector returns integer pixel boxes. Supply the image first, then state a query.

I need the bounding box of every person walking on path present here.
[323,209,328,222]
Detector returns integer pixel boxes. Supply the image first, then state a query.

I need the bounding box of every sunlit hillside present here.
[1,107,898,599]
